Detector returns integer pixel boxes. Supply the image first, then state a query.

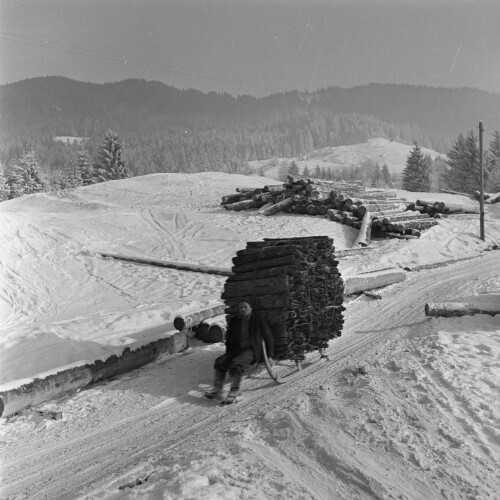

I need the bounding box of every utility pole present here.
[479,121,485,241]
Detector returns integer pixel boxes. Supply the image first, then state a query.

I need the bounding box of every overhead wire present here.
[0,31,288,94]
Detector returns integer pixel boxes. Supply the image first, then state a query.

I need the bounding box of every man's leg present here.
[205,354,230,399]
[223,350,255,404]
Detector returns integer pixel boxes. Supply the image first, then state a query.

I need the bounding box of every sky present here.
[1,0,500,97]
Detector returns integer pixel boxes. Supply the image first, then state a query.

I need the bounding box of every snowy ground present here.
[0,172,499,499]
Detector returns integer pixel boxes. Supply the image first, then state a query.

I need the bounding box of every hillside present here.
[0,173,499,499]
[1,78,499,178]
[251,138,444,179]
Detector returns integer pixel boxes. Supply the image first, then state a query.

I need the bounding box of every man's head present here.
[237,300,252,318]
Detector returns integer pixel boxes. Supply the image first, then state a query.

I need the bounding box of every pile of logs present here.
[221,177,444,242]
[222,236,345,360]
[410,199,480,216]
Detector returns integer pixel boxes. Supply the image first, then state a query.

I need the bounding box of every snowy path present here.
[1,253,498,499]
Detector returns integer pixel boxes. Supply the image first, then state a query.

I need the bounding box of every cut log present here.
[442,203,480,214]
[221,193,242,205]
[174,304,226,331]
[381,212,430,224]
[484,191,500,204]
[358,203,406,217]
[257,201,275,214]
[424,294,500,317]
[263,184,285,193]
[393,219,438,233]
[343,268,406,295]
[223,199,265,211]
[99,253,232,276]
[353,210,372,247]
[259,197,294,216]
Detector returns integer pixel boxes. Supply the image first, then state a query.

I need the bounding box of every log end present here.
[173,316,185,331]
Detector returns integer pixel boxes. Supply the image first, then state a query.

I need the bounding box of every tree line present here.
[0,130,128,201]
[2,128,500,203]
[401,130,500,194]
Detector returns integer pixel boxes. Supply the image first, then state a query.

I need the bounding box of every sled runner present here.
[259,338,328,384]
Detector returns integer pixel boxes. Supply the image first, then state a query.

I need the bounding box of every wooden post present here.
[479,121,485,241]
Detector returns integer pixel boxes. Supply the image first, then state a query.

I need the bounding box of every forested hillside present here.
[1,77,499,179]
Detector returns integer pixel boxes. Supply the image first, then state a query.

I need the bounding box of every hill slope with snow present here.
[250,138,443,180]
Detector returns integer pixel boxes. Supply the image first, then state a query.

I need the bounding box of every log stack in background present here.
[222,236,345,360]
[221,176,444,240]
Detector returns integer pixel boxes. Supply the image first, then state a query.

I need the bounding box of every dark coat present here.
[225,312,274,363]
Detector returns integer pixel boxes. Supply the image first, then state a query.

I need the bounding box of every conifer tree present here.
[382,163,392,187]
[288,160,300,178]
[0,172,9,201]
[6,152,45,198]
[486,130,500,192]
[94,130,128,183]
[442,131,481,194]
[402,142,431,191]
[302,165,310,178]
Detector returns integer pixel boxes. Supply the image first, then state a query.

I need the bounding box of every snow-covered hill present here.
[250,138,443,180]
[0,172,499,499]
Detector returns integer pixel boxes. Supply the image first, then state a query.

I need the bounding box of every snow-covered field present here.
[0,172,499,499]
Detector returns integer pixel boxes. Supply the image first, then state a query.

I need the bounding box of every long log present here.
[174,304,226,331]
[381,212,430,224]
[485,191,500,204]
[223,198,265,211]
[393,219,438,233]
[353,210,372,247]
[99,253,232,277]
[424,294,500,317]
[259,196,294,216]
[358,203,406,216]
[443,203,480,214]
[343,268,406,295]
[263,184,285,193]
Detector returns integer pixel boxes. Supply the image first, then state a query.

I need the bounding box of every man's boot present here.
[205,370,225,399]
[222,372,241,405]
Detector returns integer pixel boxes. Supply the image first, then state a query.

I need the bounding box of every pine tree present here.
[0,172,9,201]
[402,142,431,191]
[6,152,45,198]
[302,165,311,178]
[486,130,500,192]
[78,150,95,186]
[288,161,300,178]
[443,131,480,194]
[382,163,392,187]
[94,130,128,183]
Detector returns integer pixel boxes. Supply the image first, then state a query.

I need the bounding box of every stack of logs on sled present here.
[221,236,345,360]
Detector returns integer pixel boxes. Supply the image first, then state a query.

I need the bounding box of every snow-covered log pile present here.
[221,177,441,240]
[222,236,345,360]
[221,177,364,214]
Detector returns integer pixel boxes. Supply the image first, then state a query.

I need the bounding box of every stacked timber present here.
[220,178,441,239]
[371,209,438,237]
[414,199,480,216]
[222,236,345,360]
